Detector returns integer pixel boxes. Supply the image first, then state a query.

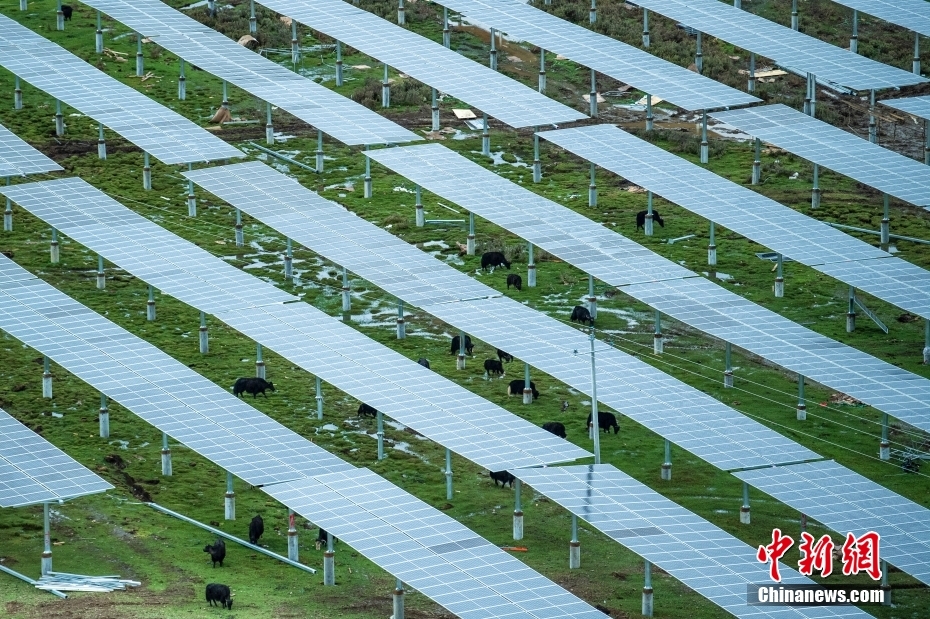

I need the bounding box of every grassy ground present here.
[1,1,929,618]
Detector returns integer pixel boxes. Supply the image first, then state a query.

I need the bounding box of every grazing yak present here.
[484,359,505,377]
[506,274,522,291]
[497,349,514,364]
[507,380,539,400]
[205,583,232,609]
[203,538,226,568]
[570,305,594,326]
[233,377,275,398]
[587,411,620,434]
[635,209,665,231]
[450,335,474,356]
[481,251,510,272]
[357,403,378,418]
[248,515,264,545]
[489,470,515,488]
[542,421,567,439]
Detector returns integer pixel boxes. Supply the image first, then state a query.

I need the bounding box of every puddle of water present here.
[109,440,130,450]
[423,240,450,250]
[452,129,478,141]
[393,186,417,194]
[476,150,531,168]
[702,271,734,281]
[592,307,640,327]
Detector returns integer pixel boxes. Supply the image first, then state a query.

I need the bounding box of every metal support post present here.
[643,9,650,47]
[533,129,541,182]
[881,194,890,250]
[467,212,476,255]
[923,319,930,364]
[444,448,453,500]
[393,580,405,619]
[880,413,890,460]
[20,0,27,10]
[323,531,334,585]
[774,254,784,297]
[249,0,256,33]
[513,479,524,540]
[645,191,654,235]
[642,560,654,616]
[482,113,490,155]
[136,33,144,77]
[161,432,172,476]
[522,362,533,405]
[431,88,440,131]
[589,329,601,464]
[748,52,756,92]
[147,285,156,321]
[265,101,274,145]
[315,376,324,420]
[881,560,890,604]
[199,311,208,354]
[490,28,498,71]
[752,137,761,184]
[382,64,390,108]
[653,311,663,354]
[56,0,64,30]
[284,238,293,280]
[925,120,930,165]
[398,0,405,25]
[221,81,229,109]
[255,343,265,379]
[443,7,450,48]
[3,177,11,232]
[661,439,671,480]
[291,21,300,66]
[527,243,536,287]
[143,152,152,190]
[914,32,922,75]
[797,374,807,420]
[740,482,751,524]
[869,90,877,144]
[235,208,243,247]
[187,164,196,216]
[708,221,716,266]
[97,123,106,159]
[42,503,52,575]
[803,73,812,115]
[286,509,298,560]
[589,0,596,23]
[96,11,103,54]
[589,69,598,117]
[14,76,22,110]
[55,100,64,136]
[224,472,235,520]
[42,356,52,398]
[99,393,109,438]
[364,146,372,198]
[415,185,424,226]
[588,162,597,207]
[538,48,546,93]
[341,267,351,313]
[587,274,597,319]
[791,0,799,30]
[178,59,187,100]
[569,515,580,568]
[335,40,343,86]
[457,330,466,370]
[811,163,821,208]
[847,286,857,332]
[695,31,703,74]
[645,93,654,131]
[50,228,59,264]
[96,255,106,289]
[396,300,405,339]
[724,341,733,388]
[850,10,858,53]
[377,409,385,460]
[700,110,709,163]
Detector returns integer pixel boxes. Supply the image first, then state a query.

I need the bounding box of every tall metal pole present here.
[41,503,52,575]
[791,0,799,30]
[589,329,601,464]
[850,10,858,53]
[315,376,324,419]
[444,448,453,500]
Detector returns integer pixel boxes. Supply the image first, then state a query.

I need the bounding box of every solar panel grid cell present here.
[0,123,63,178]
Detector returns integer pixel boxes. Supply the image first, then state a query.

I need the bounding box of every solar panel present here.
[513,464,875,619]
[538,123,930,318]
[629,0,925,91]
[734,460,930,586]
[252,0,586,128]
[435,0,759,111]
[711,104,930,207]
[185,161,821,471]
[80,0,419,146]
[3,179,586,471]
[0,123,62,177]
[625,276,930,434]
[881,95,930,120]
[268,468,608,619]
[825,0,930,38]
[0,407,112,508]
[0,14,241,165]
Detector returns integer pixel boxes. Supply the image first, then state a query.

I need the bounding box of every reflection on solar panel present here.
[881,95,930,120]
[185,161,821,471]
[513,465,874,619]
[0,256,347,486]
[0,15,241,164]
[711,105,930,207]
[538,123,930,318]
[435,0,758,111]
[0,407,112,508]
[823,0,930,38]
[2,178,585,471]
[365,143,930,435]
[254,0,585,128]
[268,468,608,619]
[735,460,930,586]
[80,0,418,146]
[0,123,62,177]
[629,0,925,91]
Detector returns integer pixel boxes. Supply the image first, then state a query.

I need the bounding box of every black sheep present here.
[203,538,226,568]
[205,583,233,609]
[248,515,264,545]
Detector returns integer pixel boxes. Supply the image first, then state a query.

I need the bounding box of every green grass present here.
[1,1,929,618]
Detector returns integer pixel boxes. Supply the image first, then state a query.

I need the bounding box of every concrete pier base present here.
[393,580,405,619]
[796,404,807,421]
[708,244,716,266]
[740,506,751,524]
[880,441,890,460]
[50,240,59,264]
[41,551,52,576]
[323,551,335,585]
[523,389,533,405]
[660,463,671,480]
[642,587,654,617]
[456,354,466,370]
[199,312,208,354]
[224,493,235,521]
[161,447,172,476]
[774,277,784,298]
[513,511,523,540]
[569,541,580,569]
[42,364,52,398]
[287,512,299,561]
[467,235,475,256]
[653,333,663,354]
[847,313,856,333]
[99,409,109,439]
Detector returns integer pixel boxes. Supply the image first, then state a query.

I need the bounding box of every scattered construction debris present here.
[35,572,140,593]
[103,48,127,63]
[452,108,477,120]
